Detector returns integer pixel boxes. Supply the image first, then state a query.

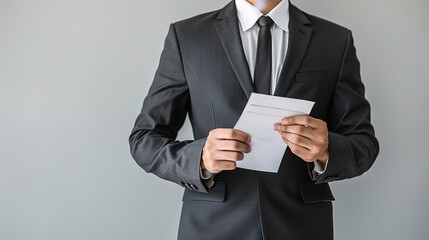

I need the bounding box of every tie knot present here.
[257,16,274,28]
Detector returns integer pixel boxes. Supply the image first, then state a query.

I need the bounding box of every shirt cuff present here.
[312,159,329,179]
[200,168,216,189]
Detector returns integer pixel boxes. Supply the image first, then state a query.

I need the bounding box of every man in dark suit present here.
[129,0,379,239]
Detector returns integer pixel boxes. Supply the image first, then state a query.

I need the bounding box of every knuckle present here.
[203,146,210,154]
[211,162,220,172]
[212,140,221,149]
[297,126,305,134]
[218,162,227,171]
[232,141,240,150]
[208,150,219,160]
[229,130,237,138]
[205,160,214,171]
[205,142,213,151]
[204,153,210,161]
[202,148,209,158]
[227,162,237,170]
[207,151,215,160]
[209,129,217,137]
[292,135,301,144]
[304,118,311,126]
[208,135,216,142]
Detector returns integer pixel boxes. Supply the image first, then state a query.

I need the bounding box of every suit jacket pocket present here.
[295,72,331,83]
[299,182,335,204]
[182,178,226,202]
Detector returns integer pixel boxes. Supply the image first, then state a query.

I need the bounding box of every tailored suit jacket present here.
[130,1,379,240]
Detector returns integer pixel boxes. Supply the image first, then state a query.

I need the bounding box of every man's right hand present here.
[201,129,252,174]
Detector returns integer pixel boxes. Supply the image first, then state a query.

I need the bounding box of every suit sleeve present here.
[129,24,209,193]
[314,30,380,184]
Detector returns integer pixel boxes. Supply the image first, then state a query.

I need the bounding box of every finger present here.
[283,135,329,162]
[274,124,313,139]
[281,132,312,150]
[213,150,245,162]
[215,140,251,153]
[273,123,283,131]
[211,128,251,143]
[280,115,317,128]
[212,160,237,171]
[205,159,237,173]
[281,130,327,153]
[282,137,313,162]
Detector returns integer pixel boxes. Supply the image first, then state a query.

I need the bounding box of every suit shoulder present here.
[172,9,220,31]
[290,5,350,36]
[299,8,351,38]
[167,8,222,45]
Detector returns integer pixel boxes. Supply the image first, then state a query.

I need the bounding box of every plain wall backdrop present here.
[1,0,428,239]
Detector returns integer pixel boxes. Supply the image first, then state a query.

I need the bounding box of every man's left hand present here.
[273,115,329,164]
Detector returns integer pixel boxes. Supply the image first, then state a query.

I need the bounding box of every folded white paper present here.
[234,93,315,173]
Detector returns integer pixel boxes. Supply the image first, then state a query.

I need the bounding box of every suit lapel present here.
[274,4,313,97]
[215,2,255,98]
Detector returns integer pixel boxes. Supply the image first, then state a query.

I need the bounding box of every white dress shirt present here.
[235,0,289,95]
[235,0,328,176]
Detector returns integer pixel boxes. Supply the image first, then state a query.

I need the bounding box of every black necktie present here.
[254,16,274,95]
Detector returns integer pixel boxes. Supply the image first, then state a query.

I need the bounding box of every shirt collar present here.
[235,0,289,32]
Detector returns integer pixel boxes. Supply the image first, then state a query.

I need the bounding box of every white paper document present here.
[234,93,315,173]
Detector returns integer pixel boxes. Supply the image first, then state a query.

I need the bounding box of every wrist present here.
[317,151,329,164]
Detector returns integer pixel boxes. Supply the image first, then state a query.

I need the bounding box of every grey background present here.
[0,0,428,239]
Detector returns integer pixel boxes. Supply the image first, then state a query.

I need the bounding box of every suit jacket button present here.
[189,184,198,191]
